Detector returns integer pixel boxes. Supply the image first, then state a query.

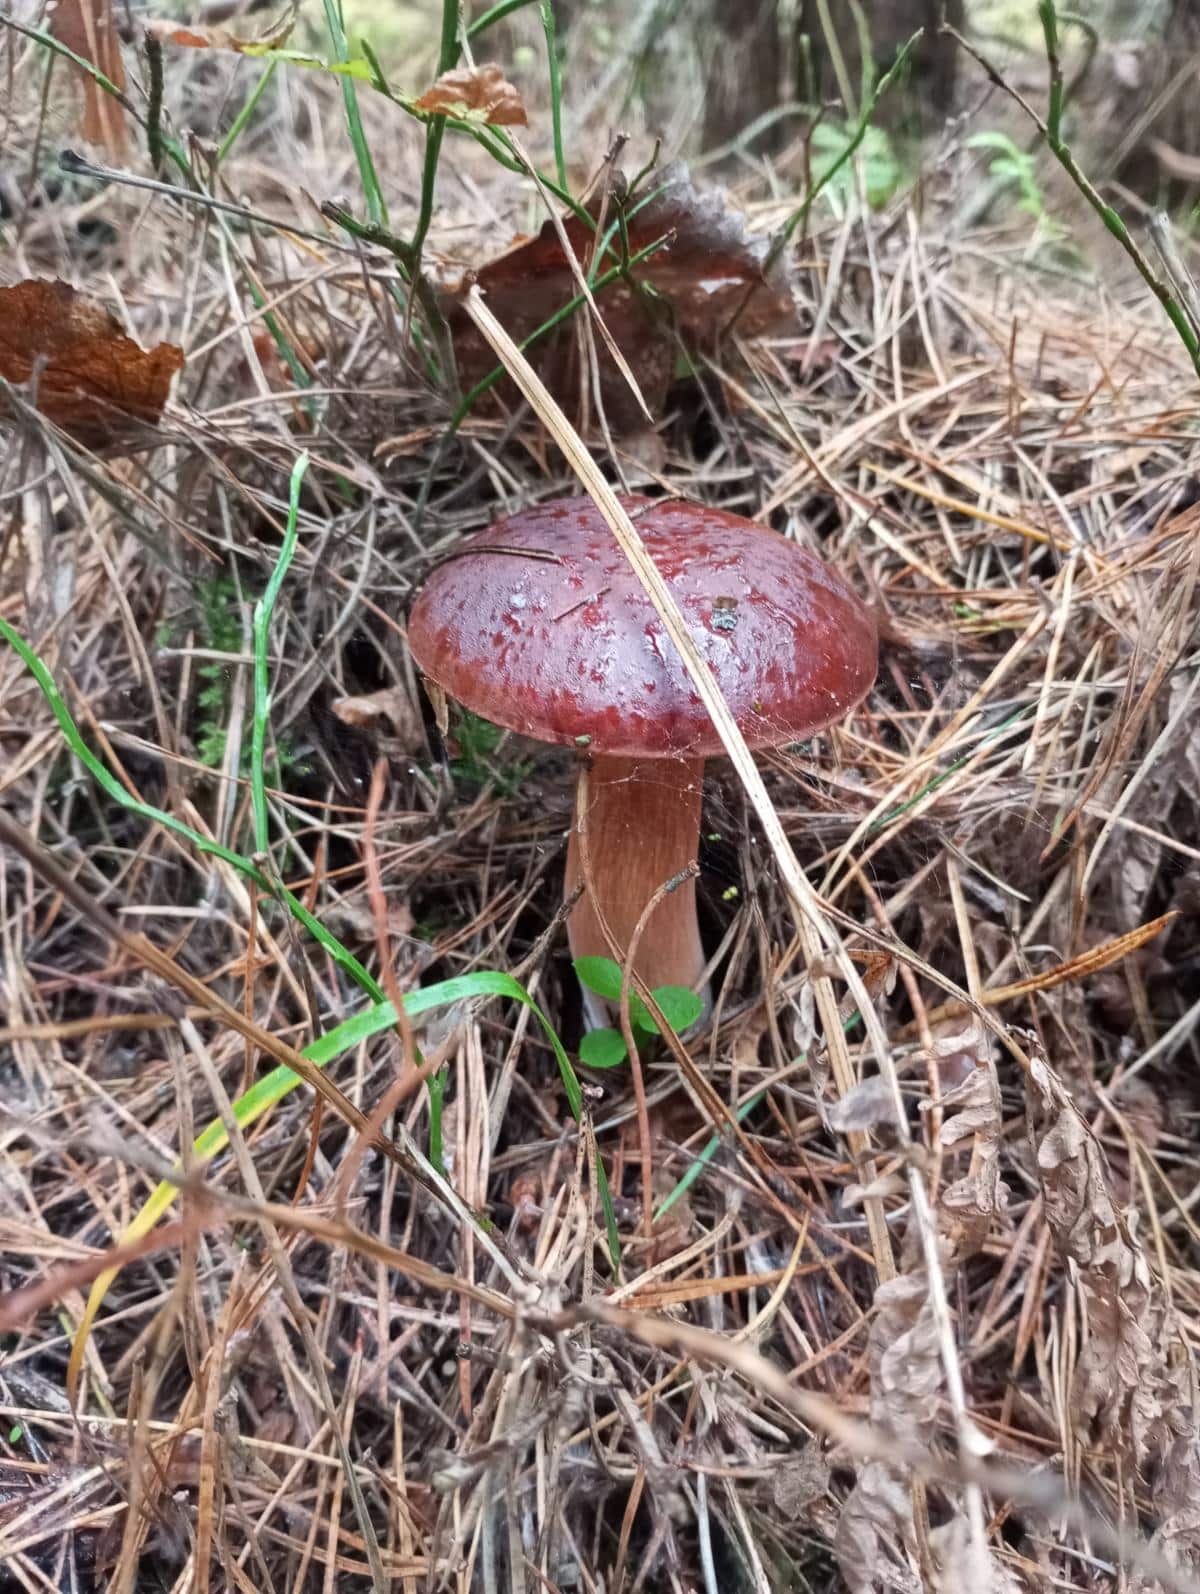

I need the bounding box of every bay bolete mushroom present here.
[407,495,877,1023]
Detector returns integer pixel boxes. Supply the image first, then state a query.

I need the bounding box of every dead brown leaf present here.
[52,0,128,156]
[1025,1048,1200,1576]
[443,161,793,434]
[0,279,183,448]
[413,64,527,127]
[835,1265,940,1594]
[1147,1357,1200,1580]
[921,1029,1010,1249]
[827,1073,898,1135]
[330,686,422,750]
[1025,1046,1161,1453]
[145,5,297,55]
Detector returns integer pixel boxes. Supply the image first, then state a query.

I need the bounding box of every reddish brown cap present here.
[407,495,877,759]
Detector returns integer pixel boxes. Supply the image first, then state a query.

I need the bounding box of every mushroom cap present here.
[407,495,877,759]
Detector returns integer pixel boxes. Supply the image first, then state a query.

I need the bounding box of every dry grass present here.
[3,9,1200,1591]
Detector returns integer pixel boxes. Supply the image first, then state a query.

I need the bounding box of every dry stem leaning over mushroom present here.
[407,494,877,1025]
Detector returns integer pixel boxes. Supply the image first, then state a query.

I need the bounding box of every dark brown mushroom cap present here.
[407,495,877,758]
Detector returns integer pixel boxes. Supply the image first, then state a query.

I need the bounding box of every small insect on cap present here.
[406,494,878,757]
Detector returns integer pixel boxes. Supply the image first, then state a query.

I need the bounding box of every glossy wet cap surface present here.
[407,495,877,758]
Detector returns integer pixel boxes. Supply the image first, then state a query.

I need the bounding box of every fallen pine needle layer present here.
[2,38,1200,1594]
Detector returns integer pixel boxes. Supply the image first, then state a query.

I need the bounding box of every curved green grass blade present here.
[653,1090,766,1222]
[70,967,604,1386]
[318,0,387,226]
[0,612,382,1003]
[0,499,623,1379]
[251,452,308,854]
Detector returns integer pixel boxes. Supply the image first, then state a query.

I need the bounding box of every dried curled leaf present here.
[330,686,421,750]
[145,4,297,54]
[1025,1048,1160,1453]
[1024,1042,1200,1574]
[444,161,793,434]
[1148,1356,1200,1577]
[938,1070,1009,1237]
[52,0,128,156]
[0,279,183,448]
[827,1073,898,1135]
[929,1518,1022,1593]
[835,1266,941,1594]
[921,1027,1010,1248]
[413,64,527,126]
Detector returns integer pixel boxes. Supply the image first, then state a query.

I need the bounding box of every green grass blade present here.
[70,966,602,1383]
[320,0,388,225]
[217,57,279,163]
[653,1091,765,1221]
[409,0,461,262]
[307,969,583,1117]
[468,0,540,36]
[251,452,309,855]
[0,612,382,1002]
[540,1,567,191]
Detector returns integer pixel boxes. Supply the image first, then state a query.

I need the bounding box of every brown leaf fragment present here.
[770,1444,831,1516]
[145,5,297,54]
[0,279,183,448]
[52,0,128,156]
[835,1266,941,1594]
[1025,1047,1161,1455]
[443,161,793,435]
[413,64,527,126]
[827,1073,898,1134]
[929,1519,1023,1593]
[330,686,422,749]
[920,1030,1009,1249]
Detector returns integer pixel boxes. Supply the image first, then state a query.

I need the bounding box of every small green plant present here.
[573,955,703,1068]
[187,571,305,782]
[966,130,1046,219]
[194,574,241,768]
[449,709,530,793]
[809,119,903,210]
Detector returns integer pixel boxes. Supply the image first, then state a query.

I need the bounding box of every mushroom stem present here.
[565,754,708,1026]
